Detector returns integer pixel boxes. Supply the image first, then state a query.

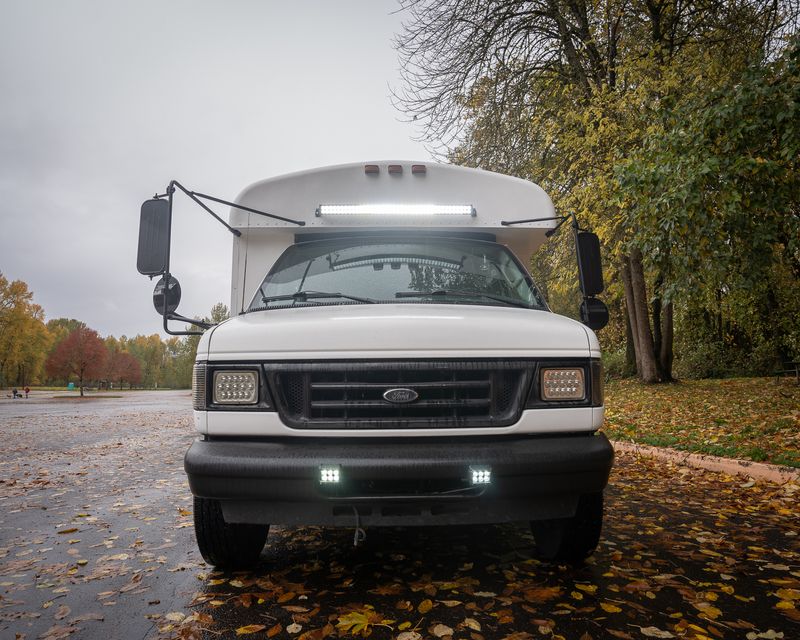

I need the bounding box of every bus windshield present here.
[248,236,547,311]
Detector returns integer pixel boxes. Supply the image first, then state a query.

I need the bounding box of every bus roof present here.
[232,161,557,257]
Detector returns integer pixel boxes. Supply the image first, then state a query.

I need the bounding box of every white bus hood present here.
[207,304,597,360]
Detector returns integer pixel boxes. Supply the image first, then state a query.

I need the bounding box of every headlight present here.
[192,363,206,410]
[213,370,258,405]
[541,368,585,400]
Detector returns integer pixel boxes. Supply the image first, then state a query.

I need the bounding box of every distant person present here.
[11,387,20,398]
[24,386,30,398]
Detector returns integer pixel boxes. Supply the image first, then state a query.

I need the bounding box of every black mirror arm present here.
[168,312,213,331]
[160,180,306,229]
[161,308,210,336]
[169,181,242,237]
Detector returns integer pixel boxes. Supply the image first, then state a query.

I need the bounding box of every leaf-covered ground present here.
[603,378,800,468]
[1,391,798,640]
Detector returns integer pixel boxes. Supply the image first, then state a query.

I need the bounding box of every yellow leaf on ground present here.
[235,624,267,635]
[418,599,433,613]
[601,602,622,613]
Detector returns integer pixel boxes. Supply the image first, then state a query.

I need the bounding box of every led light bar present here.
[317,204,476,216]
[319,465,341,484]
[470,466,492,485]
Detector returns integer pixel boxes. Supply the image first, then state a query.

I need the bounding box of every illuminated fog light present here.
[212,370,258,404]
[470,466,492,485]
[541,368,585,400]
[320,465,341,484]
[317,204,475,216]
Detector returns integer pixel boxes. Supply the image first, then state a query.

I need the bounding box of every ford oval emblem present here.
[383,388,419,404]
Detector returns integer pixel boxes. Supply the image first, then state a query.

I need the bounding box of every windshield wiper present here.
[261,290,377,304]
[395,289,532,309]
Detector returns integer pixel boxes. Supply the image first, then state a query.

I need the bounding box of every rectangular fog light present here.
[212,370,258,404]
[319,465,341,484]
[541,368,585,400]
[470,466,491,485]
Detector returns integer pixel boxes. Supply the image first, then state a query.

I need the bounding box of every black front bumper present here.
[185,434,614,526]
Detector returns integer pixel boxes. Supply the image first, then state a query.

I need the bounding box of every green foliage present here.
[602,347,636,380]
[617,38,800,370]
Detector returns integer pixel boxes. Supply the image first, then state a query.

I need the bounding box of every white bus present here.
[137,161,613,568]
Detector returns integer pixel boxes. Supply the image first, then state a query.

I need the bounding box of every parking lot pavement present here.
[1,392,798,640]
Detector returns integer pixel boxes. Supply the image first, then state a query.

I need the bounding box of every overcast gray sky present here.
[0,0,429,338]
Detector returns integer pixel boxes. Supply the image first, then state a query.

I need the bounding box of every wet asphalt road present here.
[1,391,798,640]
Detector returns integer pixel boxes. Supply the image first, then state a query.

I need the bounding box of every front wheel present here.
[530,492,604,563]
[193,497,269,569]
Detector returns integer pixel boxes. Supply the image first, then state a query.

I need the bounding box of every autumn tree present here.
[115,352,143,388]
[104,336,144,389]
[126,334,166,388]
[617,38,800,371]
[394,0,799,381]
[0,274,52,387]
[46,326,108,396]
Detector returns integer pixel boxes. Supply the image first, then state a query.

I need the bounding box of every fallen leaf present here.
[639,627,674,638]
[438,600,462,607]
[418,599,433,614]
[745,631,785,640]
[432,623,454,637]
[463,618,481,631]
[54,605,71,620]
[236,624,267,635]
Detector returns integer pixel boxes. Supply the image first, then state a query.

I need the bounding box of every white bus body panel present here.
[198,304,603,437]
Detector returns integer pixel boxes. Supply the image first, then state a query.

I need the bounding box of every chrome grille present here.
[269,361,531,429]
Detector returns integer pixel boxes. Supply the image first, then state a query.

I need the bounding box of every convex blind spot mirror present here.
[576,232,604,297]
[153,276,182,316]
[580,297,609,331]
[137,198,171,276]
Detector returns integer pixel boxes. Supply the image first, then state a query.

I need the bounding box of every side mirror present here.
[153,275,182,316]
[580,297,609,331]
[137,199,171,276]
[576,232,604,297]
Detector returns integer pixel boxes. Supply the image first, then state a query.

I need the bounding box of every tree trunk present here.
[660,301,674,381]
[652,292,663,379]
[629,249,659,383]
[620,257,643,377]
[625,312,636,374]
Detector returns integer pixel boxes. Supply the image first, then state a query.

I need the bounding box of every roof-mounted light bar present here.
[316,204,476,217]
